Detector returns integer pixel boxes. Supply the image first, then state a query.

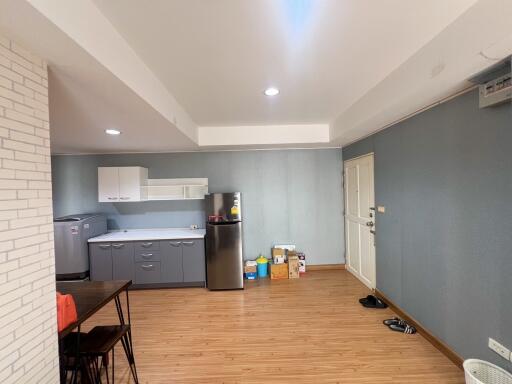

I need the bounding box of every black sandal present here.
[359,295,388,309]
[388,323,417,334]
[358,295,374,304]
[383,317,406,326]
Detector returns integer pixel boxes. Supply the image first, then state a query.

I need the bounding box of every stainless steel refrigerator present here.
[205,192,244,290]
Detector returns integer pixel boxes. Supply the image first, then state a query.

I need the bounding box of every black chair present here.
[63,325,138,383]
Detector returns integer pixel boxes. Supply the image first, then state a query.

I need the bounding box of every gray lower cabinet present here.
[160,240,184,283]
[182,239,205,282]
[112,243,134,281]
[89,237,205,286]
[89,243,113,281]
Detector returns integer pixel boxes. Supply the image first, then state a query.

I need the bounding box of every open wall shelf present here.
[143,178,208,201]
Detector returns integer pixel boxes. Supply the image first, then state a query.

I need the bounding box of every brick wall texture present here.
[0,34,60,383]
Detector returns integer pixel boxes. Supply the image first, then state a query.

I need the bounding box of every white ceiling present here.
[0,0,197,153]
[1,0,511,153]
[92,0,477,127]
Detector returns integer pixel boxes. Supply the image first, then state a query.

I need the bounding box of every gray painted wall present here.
[52,148,345,265]
[343,89,512,370]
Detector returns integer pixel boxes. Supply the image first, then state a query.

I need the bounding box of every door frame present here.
[343,152,376,290]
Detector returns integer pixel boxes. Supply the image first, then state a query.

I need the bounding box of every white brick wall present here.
[0,35,59,383]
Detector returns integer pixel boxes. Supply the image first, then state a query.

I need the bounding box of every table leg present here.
[73,325,81,384]
[114,291,139,383]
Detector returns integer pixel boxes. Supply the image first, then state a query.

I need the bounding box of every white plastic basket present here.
[464,359,512,384]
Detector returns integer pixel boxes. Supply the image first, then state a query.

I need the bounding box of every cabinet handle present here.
[112,244,124,249]
[141,242,153,248]
[141,264,154,270]
[182,241,194,246]
[170,241,181,247]
[107,197,118,200]
[120,197,130,200]
[99,244,111,249]
[141,253,153,258]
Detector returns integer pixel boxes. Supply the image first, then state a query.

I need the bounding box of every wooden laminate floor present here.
[85,270,464,383]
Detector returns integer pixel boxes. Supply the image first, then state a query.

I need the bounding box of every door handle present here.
[182,241,194,246]
[99,244,111,249]
[141,253,153,259]
[119,197,130,200]
[370,230,376,235]
[107,197,118,200]
[141,264,154,270]
[141,242,153,248]
[366,221,374,227]
[112,244,124,249]
[170,241,181,247]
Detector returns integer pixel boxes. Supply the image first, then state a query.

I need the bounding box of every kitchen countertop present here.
[88,228,206,243]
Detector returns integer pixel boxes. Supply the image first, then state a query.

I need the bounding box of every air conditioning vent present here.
[479,73,512,108]
[468,56,511,108]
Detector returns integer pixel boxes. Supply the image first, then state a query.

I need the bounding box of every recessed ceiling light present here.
[264,87,279,96]
[105,129,121,135]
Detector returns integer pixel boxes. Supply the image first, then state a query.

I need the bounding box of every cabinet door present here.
[182,239,205,282]
[160,241,184,283]
[119,167,147,202]
[89,243,113,281]
[112,242,134,282]
[98,167,119,202]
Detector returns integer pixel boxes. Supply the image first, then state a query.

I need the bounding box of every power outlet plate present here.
[488,338,511,360]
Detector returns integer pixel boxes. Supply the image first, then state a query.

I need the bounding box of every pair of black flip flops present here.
[359,294,388,309]
[383,317,417,334]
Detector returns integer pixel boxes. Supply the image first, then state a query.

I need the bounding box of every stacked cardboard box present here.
[272,248,286,264]
[244,261,257,280]
[297,252,306,274]
[270,263,288,279]
[269,247,303,280]
[288,254,299,279]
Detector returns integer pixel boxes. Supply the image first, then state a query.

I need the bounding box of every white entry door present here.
[344,153,376,289]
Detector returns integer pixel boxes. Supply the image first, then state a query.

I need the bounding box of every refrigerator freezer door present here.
[205,192,242,222]
[206,222,243,290]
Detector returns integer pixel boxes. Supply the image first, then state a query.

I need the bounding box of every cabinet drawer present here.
[135,250,161,262]
[135,262,161,284]
[134,241,160,251]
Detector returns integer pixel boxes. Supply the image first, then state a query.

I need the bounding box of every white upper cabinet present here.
[98,167,120,202]
[98,167,148,202]
[119,167,148,201]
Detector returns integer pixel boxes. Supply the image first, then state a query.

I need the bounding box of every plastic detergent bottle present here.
[256,255,269,278]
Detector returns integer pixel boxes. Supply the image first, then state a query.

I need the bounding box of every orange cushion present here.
[56,292,77,332]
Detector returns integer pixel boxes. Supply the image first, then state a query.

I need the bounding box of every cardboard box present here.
[297,253,306,273]
[270,263,288,280]
[244,265,257,273]
[272,248,286,264]
[245,272,257,280]
[274,244,295,251]
[272,247,285,257]
[287,250,297,262]
[288,255,300,279]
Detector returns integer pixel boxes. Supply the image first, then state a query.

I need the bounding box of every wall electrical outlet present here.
[488,338,511,360]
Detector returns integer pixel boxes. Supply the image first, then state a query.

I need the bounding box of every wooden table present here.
[57,280,138,383]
